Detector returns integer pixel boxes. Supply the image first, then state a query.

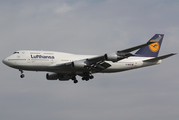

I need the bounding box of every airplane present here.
[2,34,176,83]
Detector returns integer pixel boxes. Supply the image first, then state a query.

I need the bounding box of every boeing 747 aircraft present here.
[2,34,176,83]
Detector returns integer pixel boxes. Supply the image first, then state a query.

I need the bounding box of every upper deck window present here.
[13,52,19,54]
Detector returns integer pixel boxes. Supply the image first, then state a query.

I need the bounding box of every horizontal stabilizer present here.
[143,53,177,62]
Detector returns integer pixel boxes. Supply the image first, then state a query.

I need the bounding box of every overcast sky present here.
[0,0,179,120]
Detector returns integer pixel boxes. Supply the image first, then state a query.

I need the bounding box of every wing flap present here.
[91,62,111,71]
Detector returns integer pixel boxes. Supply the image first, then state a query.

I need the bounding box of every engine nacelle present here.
[104,52,120,62]
[104,52,133,62]
[59,74,73,81]
[46,73,58,80]
[46,73,71,81]
[71,60,87,69]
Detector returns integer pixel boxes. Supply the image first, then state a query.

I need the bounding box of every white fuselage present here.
[2,50,162,74]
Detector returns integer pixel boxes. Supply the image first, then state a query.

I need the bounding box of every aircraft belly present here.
[9,65,49,71]
[49,68,86,74]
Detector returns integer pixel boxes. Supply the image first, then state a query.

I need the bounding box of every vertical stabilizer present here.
[135,34,164,57]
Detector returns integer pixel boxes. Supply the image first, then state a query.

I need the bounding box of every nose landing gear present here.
[19,69,25,78]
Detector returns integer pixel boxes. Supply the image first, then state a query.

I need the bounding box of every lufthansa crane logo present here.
[149,40,160,52]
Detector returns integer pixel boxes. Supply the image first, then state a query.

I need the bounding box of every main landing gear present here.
[82,72,94,81]
[72,76,78,84]
[82,75,94,81]
[19,69,25,78]
[71,74,94,84]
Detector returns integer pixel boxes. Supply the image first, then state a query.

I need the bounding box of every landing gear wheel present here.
[74,80,78,84]
[82,75,94,81]
[89,75,94,79]
[72,76,78,84]
[19,69,25,78]
[85,77,89,81]
[82,76,89,81]
[20,74,25,78]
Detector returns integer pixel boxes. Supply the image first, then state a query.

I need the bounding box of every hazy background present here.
[0,0,179,120]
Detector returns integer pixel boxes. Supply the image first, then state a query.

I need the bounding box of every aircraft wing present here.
[51,35,162,71]
[53,56,111,72]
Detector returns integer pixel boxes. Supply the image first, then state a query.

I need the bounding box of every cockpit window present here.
[13,52,19,54]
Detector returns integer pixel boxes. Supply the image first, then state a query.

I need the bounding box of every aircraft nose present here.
[2,58,9,66]
[2,58,7,64]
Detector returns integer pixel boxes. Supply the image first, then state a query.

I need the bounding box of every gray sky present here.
[0,0,179,120]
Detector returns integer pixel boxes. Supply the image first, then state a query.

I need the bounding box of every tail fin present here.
[135,34,164,57]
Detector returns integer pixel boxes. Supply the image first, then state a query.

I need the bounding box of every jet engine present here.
[46,73,58,80]
[104,52,120,62]
[71,60,88,69]
[46,73,71,81]
[104,52,133,62]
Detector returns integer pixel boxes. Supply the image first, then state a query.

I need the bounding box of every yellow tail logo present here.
[149,40,160,52]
